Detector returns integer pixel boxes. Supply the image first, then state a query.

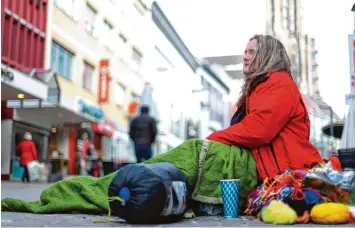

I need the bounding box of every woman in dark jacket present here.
[17,132,38,182]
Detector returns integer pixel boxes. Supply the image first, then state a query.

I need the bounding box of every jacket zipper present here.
[269,143,281,174]
[257,148,270,178]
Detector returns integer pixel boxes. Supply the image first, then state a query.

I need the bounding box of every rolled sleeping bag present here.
[108,162,189,224]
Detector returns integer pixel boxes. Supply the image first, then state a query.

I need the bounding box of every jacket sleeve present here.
[207,78,298,149]
[31,142,38,160]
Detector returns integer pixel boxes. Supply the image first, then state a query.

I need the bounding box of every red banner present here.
[98,59,111,104]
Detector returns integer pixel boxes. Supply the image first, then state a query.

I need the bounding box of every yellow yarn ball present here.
[261,200,297,225]
[311,203,350,224]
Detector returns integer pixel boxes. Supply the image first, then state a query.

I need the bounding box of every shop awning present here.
[7,99,97,125]
[1,65,61,103]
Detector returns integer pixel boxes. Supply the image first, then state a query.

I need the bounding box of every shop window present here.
[83,61,94,91]
[84,3,97,35]
[209,87,224,125]
[51,41,74,80]
[170,105,181,138]
[115,83,126,106]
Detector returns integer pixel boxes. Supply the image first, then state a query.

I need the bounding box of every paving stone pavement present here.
[0,181,351,227]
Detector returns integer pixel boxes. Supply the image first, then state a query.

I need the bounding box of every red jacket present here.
[207,71,322,181]
[18,140,38,166]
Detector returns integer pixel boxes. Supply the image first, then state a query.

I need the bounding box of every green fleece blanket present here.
[2,139,257,214]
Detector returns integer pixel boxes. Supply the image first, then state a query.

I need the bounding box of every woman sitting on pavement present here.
[207,34,322,181]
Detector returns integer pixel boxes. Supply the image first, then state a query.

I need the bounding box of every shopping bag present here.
[27,161,41,181]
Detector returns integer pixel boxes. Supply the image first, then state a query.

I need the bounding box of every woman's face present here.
[243,39,258,76]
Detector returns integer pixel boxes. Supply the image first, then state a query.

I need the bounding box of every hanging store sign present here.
[92,120,116,137]
[77,98,104,120]
[98,59,111,104]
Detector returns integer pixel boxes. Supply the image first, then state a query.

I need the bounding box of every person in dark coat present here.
[129,106,157,163]
[17,132,38,183]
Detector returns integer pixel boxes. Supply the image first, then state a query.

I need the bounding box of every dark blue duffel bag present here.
[108,162,189,224]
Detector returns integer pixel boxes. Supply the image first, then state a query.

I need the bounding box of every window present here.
[133,0,147,15]
[281,0,290,30]
[132,47,143,65]
[103,20,114,49]
[131,93,140,102]
[51,41,73,79]
[209,87,224,125]
[115,84,125,106]
[119,33,127,43]
[103,20,113,33]
[83,62,94,91]
[170,105,181,138]
[84,3,97,35]
[54,0,76,18]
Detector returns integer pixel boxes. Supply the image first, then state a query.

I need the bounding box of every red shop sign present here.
[92,120,116,137]
[98,59,111,104]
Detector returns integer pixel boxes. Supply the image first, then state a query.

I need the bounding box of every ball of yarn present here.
[311,202,350,224]
[260,200,297,225]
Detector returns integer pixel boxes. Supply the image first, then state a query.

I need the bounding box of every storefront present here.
[1,66,61,180]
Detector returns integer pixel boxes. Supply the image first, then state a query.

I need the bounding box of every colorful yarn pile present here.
[245,158,355,225]
[245,169,324,216]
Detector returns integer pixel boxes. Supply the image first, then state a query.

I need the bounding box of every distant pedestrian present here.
[79,132,91,175]
[17,132,38,183]
[129,106,157,163]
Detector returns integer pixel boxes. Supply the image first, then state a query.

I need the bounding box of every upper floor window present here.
[119,33,128,43]
[84,3,97,35]
[281,0,290,30]
[51,41,73,80]
[83,62,95,91]
[54,0,76,18]
[133,0,147,15]
[103,20,113,33]
[115,83,126,106]
[132,47,143,66]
